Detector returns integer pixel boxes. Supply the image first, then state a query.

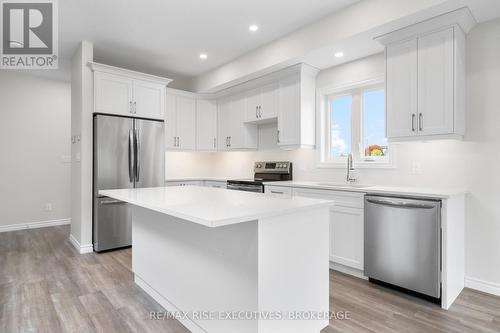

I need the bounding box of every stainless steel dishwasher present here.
[364,195,441,301]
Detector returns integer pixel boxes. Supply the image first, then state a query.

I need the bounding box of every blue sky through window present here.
[331,95,352,158]
[363,89,386,156]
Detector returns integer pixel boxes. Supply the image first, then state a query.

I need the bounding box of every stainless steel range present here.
[227,161,293,193]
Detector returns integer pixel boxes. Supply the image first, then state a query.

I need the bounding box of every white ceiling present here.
[7,0,500,85]
[48,0,359,81]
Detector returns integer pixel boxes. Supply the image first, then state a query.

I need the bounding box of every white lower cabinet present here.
[292,188,364,271]
[329,206,364,270]
[164,181,203,187]
[264,185,292,198]
[165,180,226,188]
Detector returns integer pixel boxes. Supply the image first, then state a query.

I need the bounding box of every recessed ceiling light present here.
[249,25,259,32]
[199,53,208,60]
[334,52,344,58]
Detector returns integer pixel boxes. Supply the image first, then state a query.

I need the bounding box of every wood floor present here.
[1,225,499,333]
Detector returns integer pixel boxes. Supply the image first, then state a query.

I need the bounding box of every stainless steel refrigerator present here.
[93,114,165,252]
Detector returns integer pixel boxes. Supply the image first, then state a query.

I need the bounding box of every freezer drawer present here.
[93,197,132,252]
[364,195,441,298]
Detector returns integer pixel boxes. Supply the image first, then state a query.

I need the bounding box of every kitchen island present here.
[100,186,333,333]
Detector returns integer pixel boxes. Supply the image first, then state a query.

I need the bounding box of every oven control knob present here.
[256,164,261,168]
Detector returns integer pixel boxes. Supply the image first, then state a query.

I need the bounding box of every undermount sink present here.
[316,183,373,188]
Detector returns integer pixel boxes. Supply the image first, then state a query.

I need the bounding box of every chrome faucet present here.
[346,153,357,183]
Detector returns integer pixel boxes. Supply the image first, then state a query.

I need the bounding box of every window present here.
[362,89,388,158]
[320,82,392,166]
[330,95,352,159]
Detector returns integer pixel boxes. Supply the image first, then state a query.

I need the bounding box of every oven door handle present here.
[227,184,263,192]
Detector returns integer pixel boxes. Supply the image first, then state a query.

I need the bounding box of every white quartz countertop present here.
[165,177,228,182]
[99,186,333,228]
[263,181,467,199]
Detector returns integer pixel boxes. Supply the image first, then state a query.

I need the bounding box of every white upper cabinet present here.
[384,26,465,140]
[161,64,316,152]
[91,62,171,120]
[277,65,318,150]
[379,8,473,141]
[133,80,166,120]
[386,39,418,138]
[196,99,217,151]
[94,72,134,116]
[176,96,196,150]
[417,28,455,136]
[218,93,258,151]
[244,88,261,122]
[244,82,278,122]
[217,96,232,151]
[278,75,301,147]
[260,82,279,119]
[165,91,196,151]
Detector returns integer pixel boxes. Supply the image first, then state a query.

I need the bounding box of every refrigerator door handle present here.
[135,128,141,182]
[128,129,134,183]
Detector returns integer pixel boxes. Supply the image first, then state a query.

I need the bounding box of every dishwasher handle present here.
[366,197,437,210]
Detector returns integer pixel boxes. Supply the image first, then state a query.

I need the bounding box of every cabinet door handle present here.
[134,101,137,114]
[129,101,133,114]
[259,106,262,118]
[256,106,258,119]
[177,136,180,147]
[270,190,284,194]
[419,113,423,131]
[412,114,416,132]
[173,136,176,147]
[277,130,280,143]
[228,136,231,147]
[213,137,216,148]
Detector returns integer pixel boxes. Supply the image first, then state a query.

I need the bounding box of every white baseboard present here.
[69,233,94,254]
[135,274,206,333]
[329,261,368,280]
[465,276,500,297]
[0,218,70,233]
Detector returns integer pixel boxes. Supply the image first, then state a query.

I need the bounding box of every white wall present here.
[70,41,94,251]
[0,71,71,229]
[463,18,500,291]
[165,18,500,292]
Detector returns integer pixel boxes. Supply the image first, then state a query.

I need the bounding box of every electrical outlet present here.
[44,203,52,211]
[411,161,423,175]
[61,155,71,164]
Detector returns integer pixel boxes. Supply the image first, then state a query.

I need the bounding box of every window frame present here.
[316,78,395,169]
